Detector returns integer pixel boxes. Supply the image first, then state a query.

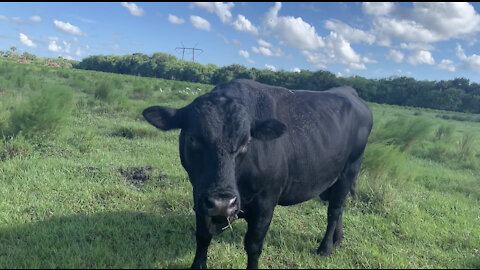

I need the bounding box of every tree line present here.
[74,52,480,114]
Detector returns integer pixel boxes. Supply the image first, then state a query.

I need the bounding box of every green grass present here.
[0,58,479,268]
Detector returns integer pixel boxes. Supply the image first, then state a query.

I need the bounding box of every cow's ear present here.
[142,106,183,130]
[251,119,286,140]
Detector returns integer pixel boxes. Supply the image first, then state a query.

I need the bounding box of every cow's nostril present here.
[228,197,238,209]
[204,197,217,210]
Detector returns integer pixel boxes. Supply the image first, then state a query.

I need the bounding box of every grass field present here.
[1,59,479,268]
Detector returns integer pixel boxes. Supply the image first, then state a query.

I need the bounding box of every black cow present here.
[143,79,373,269]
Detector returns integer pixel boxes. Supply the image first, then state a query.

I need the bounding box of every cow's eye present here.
[239,144,248,154]
[238,138,252,154]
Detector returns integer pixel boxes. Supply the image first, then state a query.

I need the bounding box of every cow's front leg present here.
[244,204,275,269]
[317,203,343,256]
[191,214,213,269]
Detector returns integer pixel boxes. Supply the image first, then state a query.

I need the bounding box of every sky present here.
[1,2,480,83]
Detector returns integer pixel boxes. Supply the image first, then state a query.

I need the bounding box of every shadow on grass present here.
[0,211,196,268]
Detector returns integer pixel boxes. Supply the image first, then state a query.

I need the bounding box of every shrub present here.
[361,143,411,182]
[435,123,455,141]
[0,101,8,136]
[8,86,73,139]
[372,117,434,152]
[94,80,115,102]
[93,80,129,110]
[425,142,455,163]
[457,132,477,168]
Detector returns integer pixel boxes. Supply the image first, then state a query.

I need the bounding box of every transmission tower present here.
[175,42,203,62]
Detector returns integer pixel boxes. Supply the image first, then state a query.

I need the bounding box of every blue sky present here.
[1,2,480,82]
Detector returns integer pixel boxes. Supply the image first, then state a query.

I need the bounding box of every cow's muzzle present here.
[199,193,240,235]
[204,195,239,217]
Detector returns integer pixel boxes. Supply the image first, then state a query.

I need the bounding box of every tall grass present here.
[435,123,455,141]
[7,86,74,139]
[457,132,477,169]
[372,117,434,151]
[362,143,412,182]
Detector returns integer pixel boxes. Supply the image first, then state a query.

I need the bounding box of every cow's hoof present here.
[191,262,207,269]
[333,239,343,247]
[316,246,333,257]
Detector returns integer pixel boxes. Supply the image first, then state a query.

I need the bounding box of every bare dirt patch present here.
[119,165,166,188]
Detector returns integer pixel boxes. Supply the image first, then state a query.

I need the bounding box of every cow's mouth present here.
[205,215,239,235]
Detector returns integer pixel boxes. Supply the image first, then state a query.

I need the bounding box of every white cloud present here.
[324,19,375,44]
[258,39,272,48]
[363,57,377,64]
[265,64,276,72]
[263,2,324,50]
[407,50,435,65]
[371,2,480,46]
[190,16,211,31]
[239,49,254,64]
[456,44,467,60]
[168,14,185,24]
[252,46,272,56]
[323,32,366,70]
[239,50,249,59]
[387,49,404,63]
[463,55,480,72]
[48,40,62,52]
[362,2,395,16]
[263,3,371,70]
[233,14,258,35]
[63,41,71,53]
[54,20,85,36]
[412,3,480,40]
[252,46,283,57]
[292,67,301,73]
[19,33,36,47]
[75,45,89,57]
[301,50,327,69]
[0,15,8,21]
[191,2,234,24]
[399,42,434,51]
[373,17,437,44]
[121,2,144,17]
[438,59,456,72]
[29,15,41,23]
[456,44,480,72]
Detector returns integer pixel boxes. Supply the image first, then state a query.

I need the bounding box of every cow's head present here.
[143,94,286,235]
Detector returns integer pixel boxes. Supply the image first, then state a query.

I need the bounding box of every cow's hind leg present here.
[317,152,364,256]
